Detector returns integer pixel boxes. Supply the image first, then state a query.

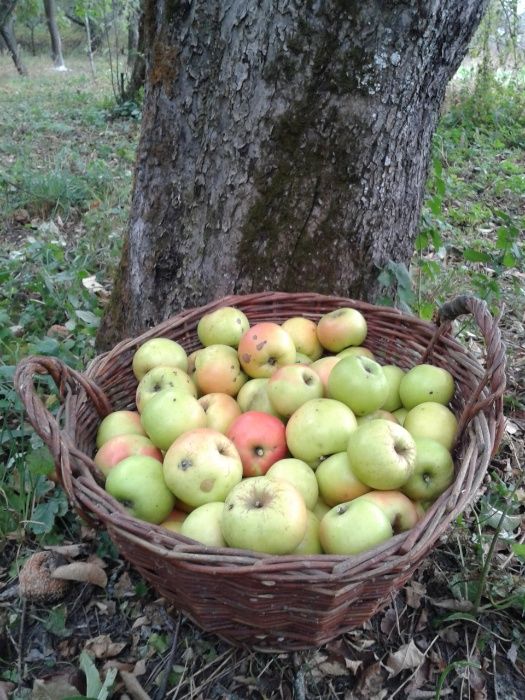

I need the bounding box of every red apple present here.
[227,411,287,476]
[237,322,296,378]
[94,434,163,477]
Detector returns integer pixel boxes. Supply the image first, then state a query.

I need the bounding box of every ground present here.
[0,53,524,699]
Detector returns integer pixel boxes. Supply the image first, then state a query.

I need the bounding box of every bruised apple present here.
[193,344,247,397]
[135,366,197,413]
[238,323,296,378]
[227,411,287,477]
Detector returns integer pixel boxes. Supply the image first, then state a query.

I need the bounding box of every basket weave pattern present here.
[15,292,506,650]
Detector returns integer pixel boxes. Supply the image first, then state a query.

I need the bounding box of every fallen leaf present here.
[386,640,426,677]
[31,677,80,699]
[82,275,107,294]
[114,571,135,598]
[120,670,152,700]
[345,658,363,675]
[51,562,107,588]
[405,580,426,608]
[428,598,474,611]
[44,543,83,558]
[356,661,387,698]
[84,634,127,659]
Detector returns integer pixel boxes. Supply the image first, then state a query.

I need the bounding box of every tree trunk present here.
[98,0,488,349]
[43,0,66,70]
[0,15,27,75]
[123,6,145,101]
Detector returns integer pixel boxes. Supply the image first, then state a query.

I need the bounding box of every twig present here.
[155,613,181,700]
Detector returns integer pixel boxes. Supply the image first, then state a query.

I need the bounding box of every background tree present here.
[98,0,490,349]
[0,0,28,74]
[43,0,66,69]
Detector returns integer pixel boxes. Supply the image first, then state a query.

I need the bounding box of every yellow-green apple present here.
[159,508,187,533]
[180,502,227,547]
[381,365,406,412]
[96,410,146,449]
[327,356,388,416]
[356,409,399,425]
[347,419,416,490]
[266,458,319,510]
[163,428,243,507]
[399,364,455,409]
[198,393,241,434]
[267,364,323,417]
[140,389,207,450]
[319,499,393,555]
[197,306,250,348]
[312,498,331,521]
[226,411,287,476]
[193,344,247,397]
[237,322,296,378]
[316,308,367,352]
[285,398,357,466]
[295,352,313,365]
[94,434,162,477]
[132,337,188,380]
[315,452,370,506]
[403,402,458,450]
[135,366,197,413]
[220,476,308,554]
[186,350,199,381]
[292,511,323,555]
[105,455,175,524]
[281,317,323,361]
[310,356,341,396]
[401,437,455,501]
[337,346,375,360]
[236,378,282,418]
[393,407,408,425]
[355,490,420,532]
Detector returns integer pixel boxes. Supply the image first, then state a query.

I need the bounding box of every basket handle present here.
[424,295,506,454]
[14,356,113,511]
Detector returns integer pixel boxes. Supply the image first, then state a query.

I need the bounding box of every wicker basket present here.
[14,292,506,651]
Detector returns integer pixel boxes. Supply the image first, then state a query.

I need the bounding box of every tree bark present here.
[43,0,66,69]
[123,5,145,101]
[98,0,489,349]
[0,13,27,75]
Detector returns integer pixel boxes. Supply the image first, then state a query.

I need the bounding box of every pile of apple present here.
[94,306,459,557]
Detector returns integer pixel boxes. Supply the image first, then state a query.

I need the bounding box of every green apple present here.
[347,419,416,490]
[266,458,319,510]
[105,455,175,524]
[267,364,323,417]
[312,498,331,521]
[355,490,420,532]
[316,308,367,352]
[401,437,455,501]
[403,402,458,450]
[140,389,207,451]
[356,409,399,425]
[163,428,243,507]
[292,511,323,555]
[381,365,406,412]
[197,306,250,348]
[285,398,358,465]
[194,344,247,397]
[221,476,308,555]
[399,364,455,409]
[295,352,314,365]
[237,322,296,378]
[96,410,146,449]
[132,337,188,380]
[198,392,241,434]
[236,378,282,418]
[281,317,323,361]
[180,502,227,547]
[337,346,375,360]
[319,499,393,555]
[393,407,408,425]
[135,365,197,413]
[315,452,370,506]
[327,356,388,416]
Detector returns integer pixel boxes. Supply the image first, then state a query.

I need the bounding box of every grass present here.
[0,51,524,698]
